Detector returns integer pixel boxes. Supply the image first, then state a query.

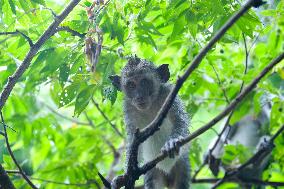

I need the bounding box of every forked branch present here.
[106,0,270,188]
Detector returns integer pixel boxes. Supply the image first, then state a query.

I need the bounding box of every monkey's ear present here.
[157,64,170,83]
[109,75,122,91]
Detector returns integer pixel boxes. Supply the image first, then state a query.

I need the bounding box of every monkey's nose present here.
[135,96,144,102]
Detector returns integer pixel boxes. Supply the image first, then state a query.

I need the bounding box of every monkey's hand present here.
[161,137,183,158]
[256,136,273,152]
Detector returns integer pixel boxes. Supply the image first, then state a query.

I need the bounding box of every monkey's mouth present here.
[136,102,148,110]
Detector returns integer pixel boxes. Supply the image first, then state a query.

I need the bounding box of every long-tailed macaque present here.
[110,56,190,189]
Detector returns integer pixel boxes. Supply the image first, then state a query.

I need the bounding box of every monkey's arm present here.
[168,97,189,137]
[161,97,189,158]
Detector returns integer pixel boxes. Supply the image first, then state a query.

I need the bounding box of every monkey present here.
[110,56,190,189]
[205,97,272,188]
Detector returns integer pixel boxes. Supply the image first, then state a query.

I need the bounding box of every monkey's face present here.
[109,59,170,111]
[123,74,158,111]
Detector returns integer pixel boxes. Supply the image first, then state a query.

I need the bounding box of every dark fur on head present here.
[122,55,157,77]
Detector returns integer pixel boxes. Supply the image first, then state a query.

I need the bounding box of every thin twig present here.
[56,26,86,38]
[270,124,284,142]
[0,30,33,46]
[40,7,57,18]
[209,62,230,104]
[95,0,112,15]
[42,102,91,126]
[242,33,249,75]
[83,111,96,127]
[248,32,261,55]
[92,0,112,24]
[0,111,38,189]
[92,99,123,138]
[205,32,251,174]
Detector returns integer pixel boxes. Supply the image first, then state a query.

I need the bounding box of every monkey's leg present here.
[144,168,166,189]
[169,155,190,189]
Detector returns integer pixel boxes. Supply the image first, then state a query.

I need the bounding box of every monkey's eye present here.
[140,78,150,87]
[140,78,154,95]
[126,81,136,89]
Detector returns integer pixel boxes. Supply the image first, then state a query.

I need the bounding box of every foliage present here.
[0,0,283,188]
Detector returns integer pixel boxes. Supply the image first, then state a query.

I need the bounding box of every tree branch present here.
[0,0,81,111]
[42,102,91,126]
[140,52,284,174]
[92,99,124,138]
[0,1,81,188]
[56,26,86,38]
[139,0,265,145]
[6,170,100,188]
[0,30,33,46]
[192,178,284,187]
[0,164,15,189]
[0,111,38,189]
[212,124,284,188]
[270,124,284,142]
[202,32,252,177]
[208,62,230,104]
[107,0,268,188]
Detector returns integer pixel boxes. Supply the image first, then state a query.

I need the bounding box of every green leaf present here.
[102,85,117,105]
[2,0,13,25]
[186,11,198,38]
[138,21,163,36]
[8,0,16,15]
[0,0,3,15]
[65,20,89,33]
[18,0,30,13]
[169,14,186,42]
[137,34,157,49]
[59,81,82,107]
[50,80,62,105]
[74,85,95,117]
[59,63,70,87]
[84,1,92,7]
[31,0,45,6]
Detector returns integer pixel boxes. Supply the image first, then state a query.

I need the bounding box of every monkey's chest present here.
[138,118,177,173]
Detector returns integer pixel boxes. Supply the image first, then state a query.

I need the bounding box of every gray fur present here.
[112,57,190,189]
